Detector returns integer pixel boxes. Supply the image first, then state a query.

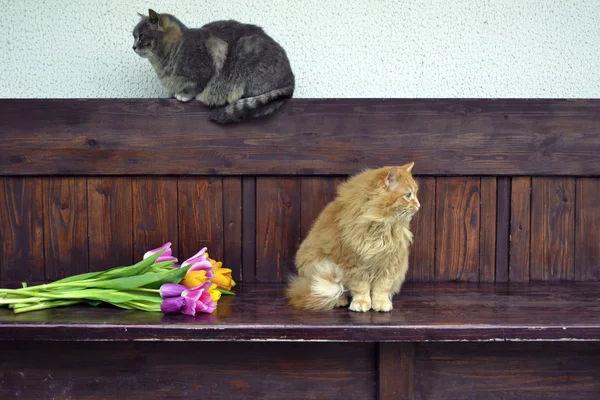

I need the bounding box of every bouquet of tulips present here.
[0,242,235,316]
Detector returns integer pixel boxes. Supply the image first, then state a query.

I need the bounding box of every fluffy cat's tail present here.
[286,261,345,311]
[209,85,294,124]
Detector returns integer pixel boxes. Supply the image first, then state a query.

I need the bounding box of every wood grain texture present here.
[435,177,480,282]
[255,178,301,282]
[223,177,243,281]
[3,99,600,176]
[241,177,256,282]
[531,178,576,281]
[408,177,436,282]
[0,342,376,400]
[495,177,511,283]
[2,283,600,342]
[415,343,600,400]
[299,177,340,240]
[132,177,178,262]
[43,178,88,280]
[510,177,531,282]
[575,178,600,281]
[379,343,415,400]
[178,177,223,263]
[0,178,44,282]
[87,178,133,271]
[479,177,497,282]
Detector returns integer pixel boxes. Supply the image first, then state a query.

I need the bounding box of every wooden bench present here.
[1,99,599,399]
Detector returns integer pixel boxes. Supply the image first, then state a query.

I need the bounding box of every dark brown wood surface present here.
[479,177,497,282]
[223,177,243,280]
[415,343,600,400]
[576,178,600,281]
[408,177,436,282]
[0,341,376,399]
[435,177,480,281]
[1,282,600,342]
[3,99,600,176]
[378,343,415,400]
[510,177,531,282]
[495,177,511,282]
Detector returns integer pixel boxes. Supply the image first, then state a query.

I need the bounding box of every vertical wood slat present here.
[435,177,480,282]
[178,177,223,263]
[300,177,341,240]
[256,178,301,282]
[378,343,415,400]
[408,177,436,282]
[223,177,243,281]
[132,177,178,262]
[509,177,531,282]
[242,177,256,282]
[43,178,88,280]
[575,178,600,281]
[495,177,511,283]
[479,177,497,282]
[0,178,45,283]
[531,178,576,281]
[87,178,133,271]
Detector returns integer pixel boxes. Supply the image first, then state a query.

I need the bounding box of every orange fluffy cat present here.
[286,163,420,312]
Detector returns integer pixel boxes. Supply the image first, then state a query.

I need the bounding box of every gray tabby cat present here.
[133,9,295,124]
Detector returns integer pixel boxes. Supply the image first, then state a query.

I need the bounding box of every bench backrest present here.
[1,99,598,284]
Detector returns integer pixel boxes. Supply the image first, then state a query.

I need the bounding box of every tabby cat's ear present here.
[137,12,145,19]
[404,162,415,173]
[384,167,399,190]
[148,9,160,25]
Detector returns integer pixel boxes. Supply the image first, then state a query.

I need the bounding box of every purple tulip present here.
[159,283,187,298]
[160,297,186,314]
[143,242,178,263]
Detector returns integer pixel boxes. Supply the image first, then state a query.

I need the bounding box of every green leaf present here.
[216,288,236,296]
[142,264,192,289]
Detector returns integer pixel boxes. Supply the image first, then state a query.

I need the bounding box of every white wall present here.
[1,0,599,98]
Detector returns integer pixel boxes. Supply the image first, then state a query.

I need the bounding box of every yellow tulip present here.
[211,267,236,291]
[208,283,222,302]
[181,270,208,288]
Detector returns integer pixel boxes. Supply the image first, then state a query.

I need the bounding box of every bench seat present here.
[2,282,599,342]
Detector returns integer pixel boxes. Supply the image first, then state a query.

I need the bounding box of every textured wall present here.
[1,0,599,98]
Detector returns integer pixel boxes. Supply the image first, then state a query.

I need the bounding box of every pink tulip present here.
[143,242,178,263]
[181,281,217,316]
[181,247,208,268]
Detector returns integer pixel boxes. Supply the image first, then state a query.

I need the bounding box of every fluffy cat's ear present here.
[384,167,399,190]
[404,162,415,173]
[148,9,160,25]
[137,12,145,19]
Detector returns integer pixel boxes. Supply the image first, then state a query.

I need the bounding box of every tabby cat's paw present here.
[349,299,371,312]
[335,294,349,307]
[372,298,393,312]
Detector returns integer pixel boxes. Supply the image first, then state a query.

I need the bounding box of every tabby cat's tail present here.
[209,85,294,124]
[286,261,345,311]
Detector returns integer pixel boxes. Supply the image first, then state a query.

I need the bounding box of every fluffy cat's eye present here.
[405,193,412,199]
[139,34,145,41]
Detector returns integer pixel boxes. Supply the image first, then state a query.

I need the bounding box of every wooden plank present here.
[575,178,600,281]
[531,178,576,281]
[178,177,223,264]
[0,342,376,399]
[87,178,133,271]
[510,177,531,282]
[43,178,88,280]
[2,283,600,342]
[132,177,178,262]
[435,177,480,282]
[378,343,415,400]
[415,343,600,400]
[495,177,511,283]
[299,177,339,240]
[408,177,436,282]
[0,178,44,282]
[256,178,301,282]
[242,177,256,282]
[479,177,497,282]
[3,99,600,176]
[223,177,243,281]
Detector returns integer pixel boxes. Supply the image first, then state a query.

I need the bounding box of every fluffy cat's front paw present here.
[372,298,393,312]
[175,93,194,102]
[349,299,371,312]
[335,294,349,307]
